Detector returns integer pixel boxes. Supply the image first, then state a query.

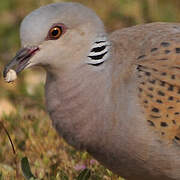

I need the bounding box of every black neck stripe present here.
[88,51,108,60]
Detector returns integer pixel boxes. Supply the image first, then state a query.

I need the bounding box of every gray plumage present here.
[3,2,180,180]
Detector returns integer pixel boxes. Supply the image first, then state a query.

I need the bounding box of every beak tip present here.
[3,67,8,78]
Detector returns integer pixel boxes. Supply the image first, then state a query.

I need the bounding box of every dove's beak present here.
[3,46,39,78]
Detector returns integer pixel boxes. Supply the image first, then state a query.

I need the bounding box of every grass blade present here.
[21,157,37,180]
[77,168,91,180]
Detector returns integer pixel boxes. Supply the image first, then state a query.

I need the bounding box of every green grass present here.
[0,0,180,179]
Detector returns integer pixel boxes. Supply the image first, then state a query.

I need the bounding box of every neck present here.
[45,63,113,150]
[44,60,155,176]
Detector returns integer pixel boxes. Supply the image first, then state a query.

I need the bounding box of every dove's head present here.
[4,2,111,77]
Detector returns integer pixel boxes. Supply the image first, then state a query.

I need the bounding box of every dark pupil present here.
[52,29,59,36]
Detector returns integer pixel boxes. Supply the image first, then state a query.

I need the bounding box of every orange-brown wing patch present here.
[136,41,180,145]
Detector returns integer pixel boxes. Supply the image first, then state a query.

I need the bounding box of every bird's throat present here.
[45,67,111,150]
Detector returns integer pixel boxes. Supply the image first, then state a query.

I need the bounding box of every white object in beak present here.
[4,69,17,83]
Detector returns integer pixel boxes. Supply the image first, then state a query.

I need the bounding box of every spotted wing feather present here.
[136,41,180,144]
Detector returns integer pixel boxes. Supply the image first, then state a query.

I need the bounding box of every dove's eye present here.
[47,24,66,40]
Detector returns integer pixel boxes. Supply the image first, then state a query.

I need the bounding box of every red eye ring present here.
[47,23,67,40]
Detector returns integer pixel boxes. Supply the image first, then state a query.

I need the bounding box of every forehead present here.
[20,3,90,46]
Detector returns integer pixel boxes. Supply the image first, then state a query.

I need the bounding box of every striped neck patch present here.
[87,36,111,65]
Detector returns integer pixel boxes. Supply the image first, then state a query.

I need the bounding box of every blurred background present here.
[0,0,180,179]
